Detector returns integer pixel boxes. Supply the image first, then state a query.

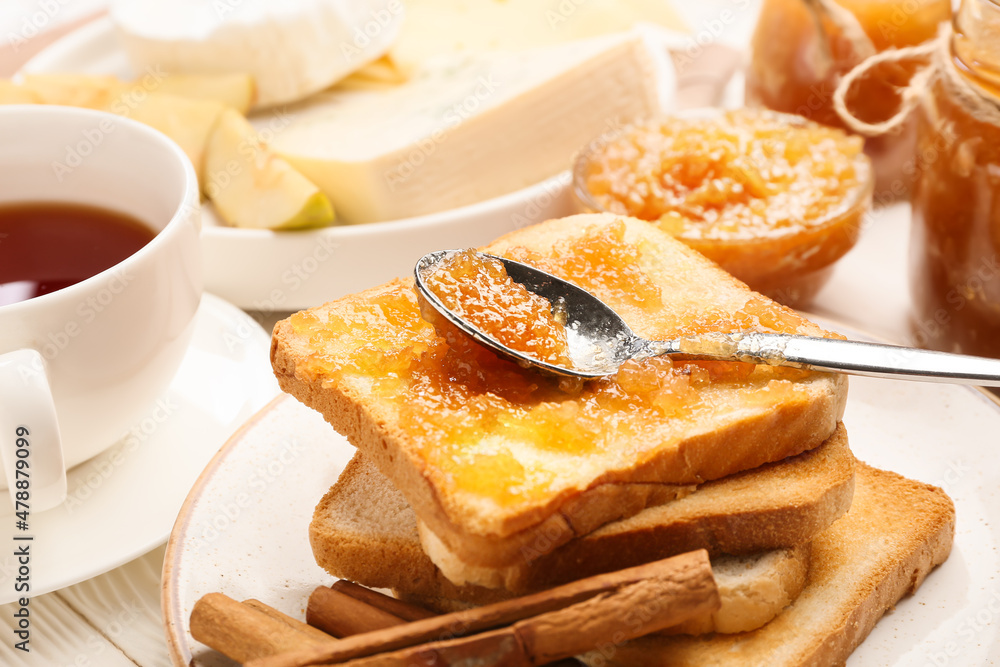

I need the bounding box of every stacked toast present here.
[271,213,954,665]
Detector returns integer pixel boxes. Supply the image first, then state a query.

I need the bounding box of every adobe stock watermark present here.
[8,270,136,389]
[930,459,971,495]
[222,311,266,354]
[858,251,997,369]
[187,438,307,548]
[922,588,1000,667]
[672,0,753,75]
[5,0,71,53]
[909,253,1000,350]
[203,108,294,200]
[382,72,502,192]
[873,0,941,49]
[213,0,243,20]
[340,0,404,63]
[50,65,168,182]
[545,0,593,30]
[63,396,179,513]
[509,115,624,230]
[509,172,571,231]
[248,234,340,314]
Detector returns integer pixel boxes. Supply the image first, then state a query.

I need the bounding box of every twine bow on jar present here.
[832,23,1000,139]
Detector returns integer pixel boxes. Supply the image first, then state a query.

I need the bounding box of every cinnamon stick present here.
[308,587,407,637]
[323,582,583,666]
[244,599,338,644]
[307,550,718,667]
[330,581,437,622]
[248,550,717,667]
[190,593,336,662]
[339,627,523,667]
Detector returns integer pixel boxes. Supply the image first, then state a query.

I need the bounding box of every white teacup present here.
[0,105,202,511]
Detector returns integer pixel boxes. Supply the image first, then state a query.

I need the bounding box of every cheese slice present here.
[272,32,673,224]
[385,0,688,75]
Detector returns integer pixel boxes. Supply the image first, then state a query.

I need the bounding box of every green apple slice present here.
[204,108,334,229]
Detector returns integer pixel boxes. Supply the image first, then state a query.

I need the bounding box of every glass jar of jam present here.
[909,0,1000,357]
[746,0,951,196]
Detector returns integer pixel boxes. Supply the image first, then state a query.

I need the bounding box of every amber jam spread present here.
[291,221,823,510]
[746,0,951,193]
[577,110,872,308]
[421,249,573,368]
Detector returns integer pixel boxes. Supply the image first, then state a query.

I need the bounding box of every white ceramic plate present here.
[21,17,578,311]
[161,319,1000,667]
[0,293,279,604]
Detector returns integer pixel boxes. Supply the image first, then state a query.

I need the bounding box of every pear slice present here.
[112,92,226,183]
[204,108,334,229]
[19,72,254,112]
[146,73,255,114]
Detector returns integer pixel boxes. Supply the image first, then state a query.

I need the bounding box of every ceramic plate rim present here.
[161,393,287,667]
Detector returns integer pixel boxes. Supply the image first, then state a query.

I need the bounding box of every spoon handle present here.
[672,332,1000,386]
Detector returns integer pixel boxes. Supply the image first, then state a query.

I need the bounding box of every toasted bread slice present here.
[310,423,852,602]
[667,545,811,636]
[417,423,854,591]
[582,462,955,666]
[274,214,848,568]
[310,446,820,635]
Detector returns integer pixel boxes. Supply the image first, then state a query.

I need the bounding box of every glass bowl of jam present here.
[572,108,874,309]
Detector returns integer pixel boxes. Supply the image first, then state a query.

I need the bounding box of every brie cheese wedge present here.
[111,0,404,107]
[272,31,674,224]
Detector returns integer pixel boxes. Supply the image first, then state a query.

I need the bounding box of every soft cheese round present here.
[111,0,404,107]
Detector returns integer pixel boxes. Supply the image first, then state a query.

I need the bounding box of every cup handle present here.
[0,349,67,513]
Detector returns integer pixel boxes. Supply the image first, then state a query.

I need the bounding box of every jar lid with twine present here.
[832,22,1000,138]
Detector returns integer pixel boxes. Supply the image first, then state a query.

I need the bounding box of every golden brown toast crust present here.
[584,463,956,666]
[310,424,853,598]
[425,422,854,592]
[274,214,849,568]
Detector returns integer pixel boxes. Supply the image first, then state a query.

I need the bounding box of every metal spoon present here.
[414,250,1000,386]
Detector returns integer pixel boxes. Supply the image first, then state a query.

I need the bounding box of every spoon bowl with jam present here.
[416,249,1000,386]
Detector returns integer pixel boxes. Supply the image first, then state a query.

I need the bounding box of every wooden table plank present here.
[0,591,138,666]
[57,546,171,667]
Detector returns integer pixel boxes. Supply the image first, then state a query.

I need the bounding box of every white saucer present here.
[162,318,1000,667]
[0,293,279,604]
